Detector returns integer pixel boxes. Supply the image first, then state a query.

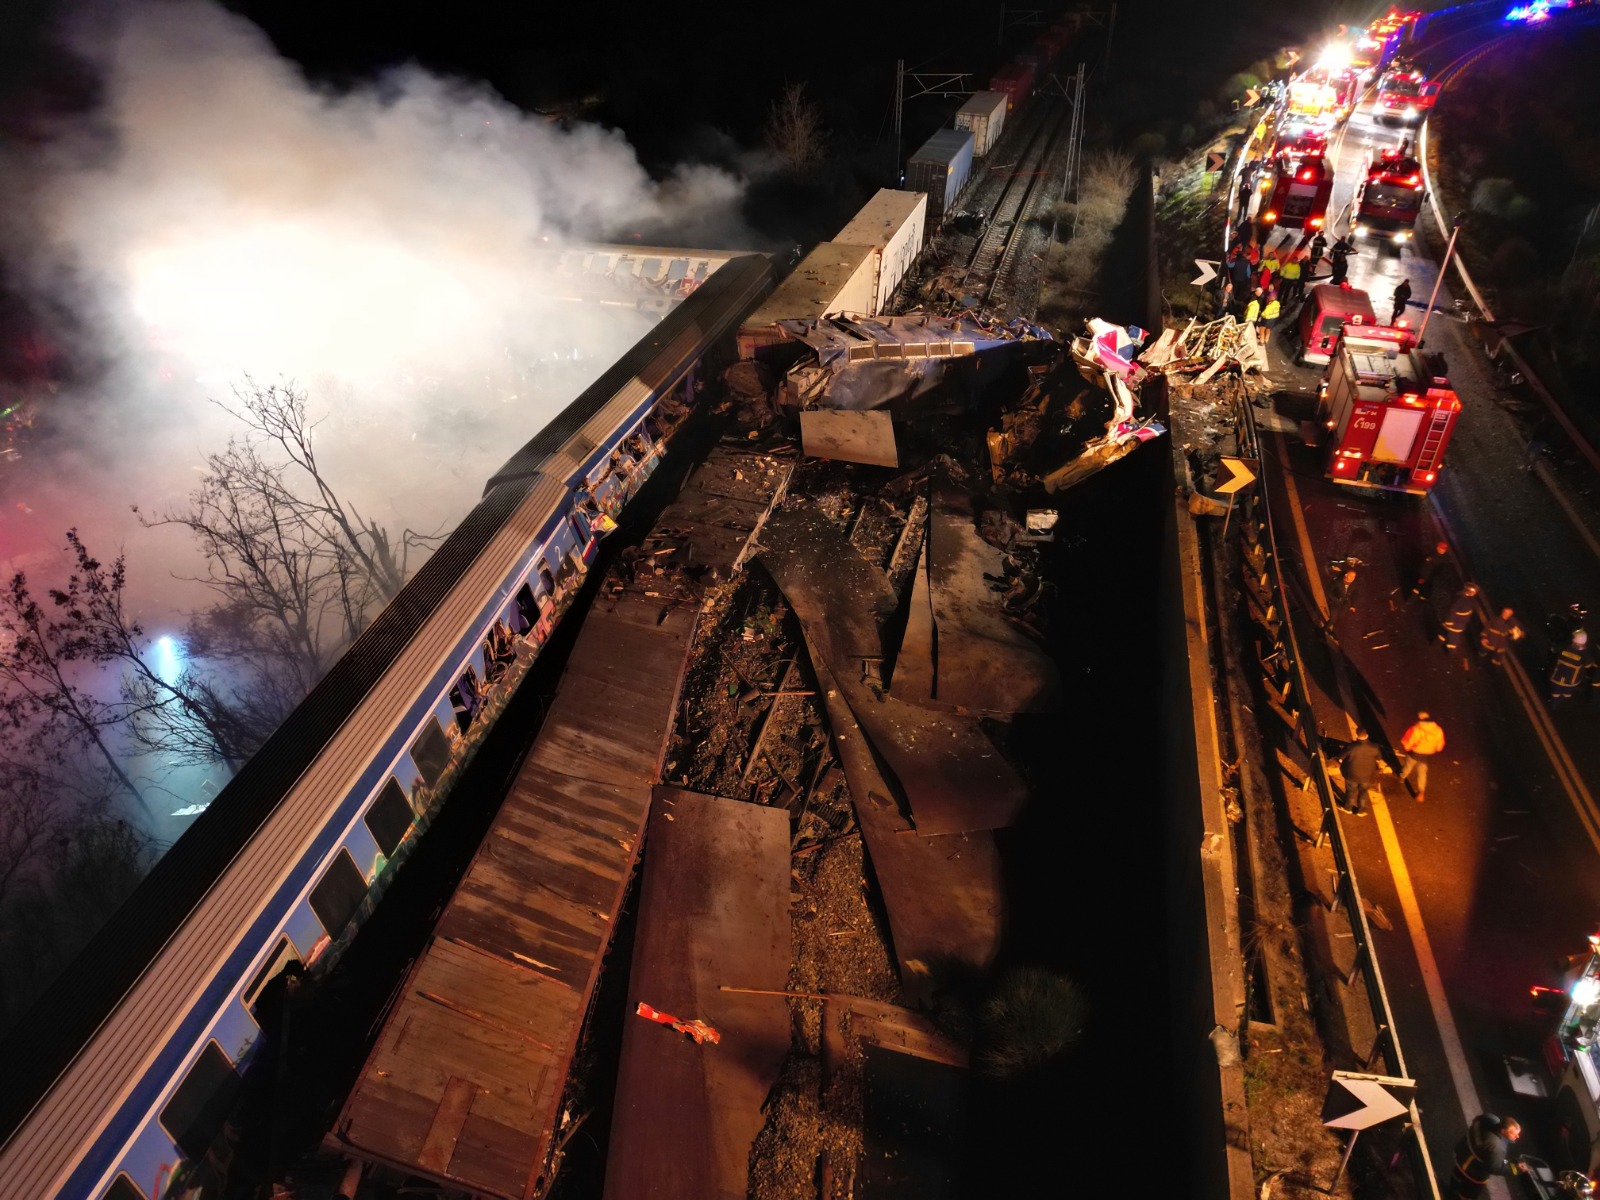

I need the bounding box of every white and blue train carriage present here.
[0,253,775,1200]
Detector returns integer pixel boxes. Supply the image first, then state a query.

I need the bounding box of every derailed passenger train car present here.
[0,253,775,1200]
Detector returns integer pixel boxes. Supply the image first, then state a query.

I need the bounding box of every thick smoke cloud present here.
[0,0,752,618]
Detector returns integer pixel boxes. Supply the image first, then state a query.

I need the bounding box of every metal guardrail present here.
[1229,396,1444,1200]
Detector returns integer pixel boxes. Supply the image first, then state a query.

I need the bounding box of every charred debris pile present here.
[593,313,1168,1197]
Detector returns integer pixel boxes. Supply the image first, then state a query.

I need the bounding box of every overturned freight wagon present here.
[772,312,1049,413]
[834,189,927,315]
[954,90,1008,157]
[737,242,880,358]
[906,128,975,223]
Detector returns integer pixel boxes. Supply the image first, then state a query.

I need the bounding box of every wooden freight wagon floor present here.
[602,789,790,1200]
[332,445,791,1200]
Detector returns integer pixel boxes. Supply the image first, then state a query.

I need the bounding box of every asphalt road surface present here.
[1243,20,1600,1190]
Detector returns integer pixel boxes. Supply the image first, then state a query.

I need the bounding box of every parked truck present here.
[1315,324,1460,496]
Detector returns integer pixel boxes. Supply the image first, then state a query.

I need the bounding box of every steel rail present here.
[960,98,1073,310]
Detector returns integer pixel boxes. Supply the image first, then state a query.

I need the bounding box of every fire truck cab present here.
[1375,63,1440,125]
[1352,148,1426,244]
[1261,156,1335,234]
[1296,283,1377,366]
[1316,326,1460,495]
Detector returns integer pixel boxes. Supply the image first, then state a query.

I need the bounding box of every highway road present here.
[1243,10,1600,1188]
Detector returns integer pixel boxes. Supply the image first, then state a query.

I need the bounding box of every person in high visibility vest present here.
[1257,288,1282,345]
[1277,252,1305,308]
[1550,631,1592,704]
[1399,711,1445,802]
[1243,287,1262,325]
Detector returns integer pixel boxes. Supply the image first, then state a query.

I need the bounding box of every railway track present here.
[960,97,1074,314]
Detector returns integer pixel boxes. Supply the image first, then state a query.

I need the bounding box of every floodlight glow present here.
[155,635,184,685]
[1315,43,1353,71]
[1574,975,1600,1008]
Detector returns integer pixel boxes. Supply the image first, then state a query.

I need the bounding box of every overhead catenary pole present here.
[894,59,904,183]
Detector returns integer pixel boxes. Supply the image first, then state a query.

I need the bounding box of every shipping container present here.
[906,128,975,223]
[834,189,928,314]
[738,242,878,358]
[989,62,1035,112]
[954,90,1009,157]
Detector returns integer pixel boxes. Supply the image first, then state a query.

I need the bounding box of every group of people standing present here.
[1221,224,1356,344]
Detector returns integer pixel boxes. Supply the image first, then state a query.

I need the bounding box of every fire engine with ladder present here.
[1315,323,1460,496]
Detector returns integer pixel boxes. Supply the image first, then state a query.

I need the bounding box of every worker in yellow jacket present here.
[1399,712,1445,802]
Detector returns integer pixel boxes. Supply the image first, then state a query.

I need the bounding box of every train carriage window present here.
[159,1041,241,1163]
[364,778,414,856]
[449,665,481,733]
[309,849,366,939]
[512,584,537,634]
[104,1175,148,1200]
[409,716,451,788]
[242,935,302,1018]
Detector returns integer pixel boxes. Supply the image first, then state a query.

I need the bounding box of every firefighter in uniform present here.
[1477,607,1524,666]
[1551,631,1592,704]
[1449,1113,1523,1199]
[1438,582,1479,652]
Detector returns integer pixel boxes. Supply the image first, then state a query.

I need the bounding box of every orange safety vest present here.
[1401,720,1445,756]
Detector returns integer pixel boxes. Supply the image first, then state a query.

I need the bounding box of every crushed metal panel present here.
[603,790,790,1200]
[760,507,1028,836]
[800,409,900,467]
[812,661,1002,1002]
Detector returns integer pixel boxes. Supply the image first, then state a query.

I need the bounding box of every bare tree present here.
[0,563,146,810]
[764,82,828,178]
[44,532,261,770]
[140,378,431,699]
[0,743,62,916]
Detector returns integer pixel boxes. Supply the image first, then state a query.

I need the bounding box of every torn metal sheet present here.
[800,408,900,467]
[604,790,790,1200]
[812,659,1002,1001]
[910,482,1058,714]
[760,507,1029,835]
[892,541,938,705]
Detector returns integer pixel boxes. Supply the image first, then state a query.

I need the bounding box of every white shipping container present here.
[738,243,878,358]
[954,90,1008,157]
[834,189,928,315]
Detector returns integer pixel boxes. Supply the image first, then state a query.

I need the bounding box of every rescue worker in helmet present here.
[1551,631,1593,704]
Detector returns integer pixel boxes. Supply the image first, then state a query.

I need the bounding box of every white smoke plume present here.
[0,0,754,617]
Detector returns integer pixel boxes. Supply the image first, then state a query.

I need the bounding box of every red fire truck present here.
[1375,63,1440,125]
[1315,325,1460,495]
[1260,156,1334,232]
[1351,147,1426,244]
